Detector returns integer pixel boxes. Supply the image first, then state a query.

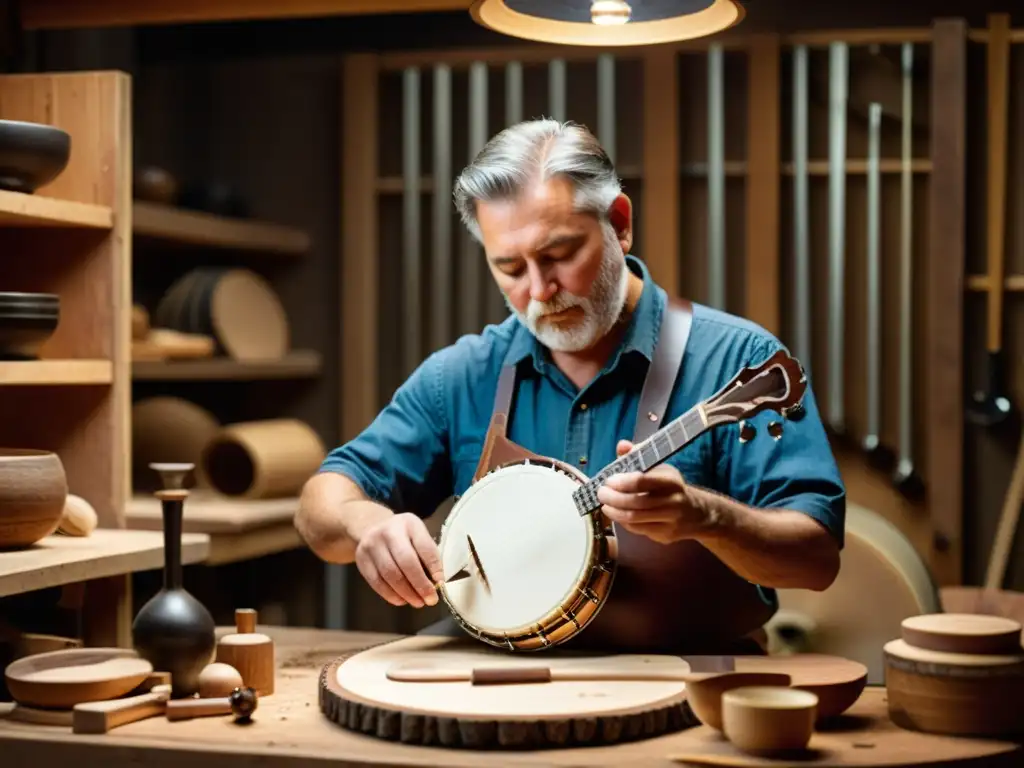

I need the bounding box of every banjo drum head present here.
[439,461,597,640]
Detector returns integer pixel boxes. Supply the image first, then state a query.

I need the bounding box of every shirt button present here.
[580,403,588,410]
[579,456,588,465]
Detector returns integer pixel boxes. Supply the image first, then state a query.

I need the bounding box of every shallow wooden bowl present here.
[685,671,792,730]
[4,647,153,708]
[721,685,819,755]
[0,448,68,548]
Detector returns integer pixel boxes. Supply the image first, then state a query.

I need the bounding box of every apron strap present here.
[633,298,694,443]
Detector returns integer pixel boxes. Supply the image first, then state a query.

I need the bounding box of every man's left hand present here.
[596,439,712,544]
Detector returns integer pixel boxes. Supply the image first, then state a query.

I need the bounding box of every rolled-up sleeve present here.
[712,338,847,549]
[320,350,453,519]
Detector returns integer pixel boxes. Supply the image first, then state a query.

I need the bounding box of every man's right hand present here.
[354,512,444,608]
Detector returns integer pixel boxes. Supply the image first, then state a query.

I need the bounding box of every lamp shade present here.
[469,0,746,46]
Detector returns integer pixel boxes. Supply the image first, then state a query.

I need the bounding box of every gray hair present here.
[452,119,622,243]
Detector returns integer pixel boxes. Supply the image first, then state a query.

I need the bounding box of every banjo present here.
[436,348,808,652]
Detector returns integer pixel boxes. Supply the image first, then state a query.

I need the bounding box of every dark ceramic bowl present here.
[0,292,60,360]
[0,120,71,194]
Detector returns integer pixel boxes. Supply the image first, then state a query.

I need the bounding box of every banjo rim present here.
[437,456,618,651]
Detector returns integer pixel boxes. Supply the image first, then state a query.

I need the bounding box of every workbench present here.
[0,625,1020,767]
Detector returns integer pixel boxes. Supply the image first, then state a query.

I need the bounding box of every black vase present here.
[132,463,216,698]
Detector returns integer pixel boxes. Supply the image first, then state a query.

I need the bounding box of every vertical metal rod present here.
[402,67,421,375]
[896,42,915,478]
[827,42,849,434]
[865,101,882,447]
[597,54,616,163]
[792,45,811,377]
[462,61,488,335]
[506,61,523,125]
[432,64,453,352]
[707,44,726,309]
[549,58,566,121]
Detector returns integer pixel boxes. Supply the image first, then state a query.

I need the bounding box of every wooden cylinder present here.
[198,419,325,499]
[215,609,274,696]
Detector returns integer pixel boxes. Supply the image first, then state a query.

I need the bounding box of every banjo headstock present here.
[700,349,807,431]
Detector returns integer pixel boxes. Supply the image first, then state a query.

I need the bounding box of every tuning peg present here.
[738,421,756,443]
[782,402,805,421]
[767,421,784,440]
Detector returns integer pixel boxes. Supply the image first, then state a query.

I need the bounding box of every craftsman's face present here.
[475,177,633,352]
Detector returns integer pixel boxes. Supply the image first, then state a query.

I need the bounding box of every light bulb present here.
[591,0,631,26]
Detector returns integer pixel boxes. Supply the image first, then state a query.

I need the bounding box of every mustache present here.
[526,293,586,321]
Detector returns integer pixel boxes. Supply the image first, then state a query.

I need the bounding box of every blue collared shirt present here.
[321,256,846,551]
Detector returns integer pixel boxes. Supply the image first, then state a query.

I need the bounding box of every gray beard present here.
[505,224,630,353]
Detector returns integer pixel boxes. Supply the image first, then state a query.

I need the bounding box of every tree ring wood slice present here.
[318,635,699,749]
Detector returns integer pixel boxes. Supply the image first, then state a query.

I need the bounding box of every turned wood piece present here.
[216,609,275,695]
[198,662,244,698]
[884,627,1024,737]
[57,494,98,537]
[164,685,257,722]
[721,686,818,755]
[901,613,1023,656]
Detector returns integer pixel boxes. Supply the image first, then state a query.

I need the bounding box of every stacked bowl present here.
[0,292,60,360]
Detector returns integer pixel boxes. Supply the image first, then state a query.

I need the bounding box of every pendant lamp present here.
[468,1,746,46]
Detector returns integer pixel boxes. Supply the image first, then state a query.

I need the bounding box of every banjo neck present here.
[571,404,708,516]
[570,348,809,517]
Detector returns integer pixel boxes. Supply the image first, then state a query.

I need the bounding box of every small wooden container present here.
[721,686,818,755]
[216,609,274,696]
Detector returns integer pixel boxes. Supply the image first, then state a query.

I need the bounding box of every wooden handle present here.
[72,686,171,734]
[385,664,695,685]
[165,696,232,721]
[986,12,1011,353]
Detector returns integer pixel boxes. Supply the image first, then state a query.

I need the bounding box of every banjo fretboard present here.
[572,405,707,516]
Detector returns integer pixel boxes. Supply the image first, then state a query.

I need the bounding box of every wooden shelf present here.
[131,350,322,381]
[126,493,302,565]
[967,275,1024,292]
[0,528,210,599]
[0,189,113,229]
[0,359,113,385]
[133,200,310,255]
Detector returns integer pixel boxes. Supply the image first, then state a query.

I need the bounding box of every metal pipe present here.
[707,44,726,310]
[432,64,453,352]
[402,66,422,375]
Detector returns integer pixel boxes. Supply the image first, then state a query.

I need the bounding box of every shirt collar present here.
[502,254,664,372]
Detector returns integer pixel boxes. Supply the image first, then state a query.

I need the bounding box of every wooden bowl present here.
[685,671,792,730]
[5,647,152,708]
[0,119,71,194]
[0,448,68,549]
[721,685,819,755]
[0,292,60,360]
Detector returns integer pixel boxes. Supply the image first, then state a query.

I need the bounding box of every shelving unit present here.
[0,70,212,648]
[128,175,320,567]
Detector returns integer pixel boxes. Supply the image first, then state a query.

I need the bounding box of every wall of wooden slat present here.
[339,23,981,633]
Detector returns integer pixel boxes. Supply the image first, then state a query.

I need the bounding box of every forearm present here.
[691,487,840,591]
[294,472,394,564]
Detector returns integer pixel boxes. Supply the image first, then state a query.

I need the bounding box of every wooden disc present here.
[901,613,1024,656]
[210,269,288,361]
[318,636,699,749]
[764,503,940,685]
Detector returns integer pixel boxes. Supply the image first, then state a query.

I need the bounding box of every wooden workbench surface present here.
[0,626,1021,767]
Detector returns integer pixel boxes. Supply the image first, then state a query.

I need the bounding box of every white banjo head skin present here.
[438,458,616,651]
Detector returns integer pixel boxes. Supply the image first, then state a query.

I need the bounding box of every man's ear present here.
[607,194,633,254]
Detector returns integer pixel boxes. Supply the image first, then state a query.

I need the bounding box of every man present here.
[296,119,845,652]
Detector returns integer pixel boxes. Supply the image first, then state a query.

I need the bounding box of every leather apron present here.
[419,298,775,655]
